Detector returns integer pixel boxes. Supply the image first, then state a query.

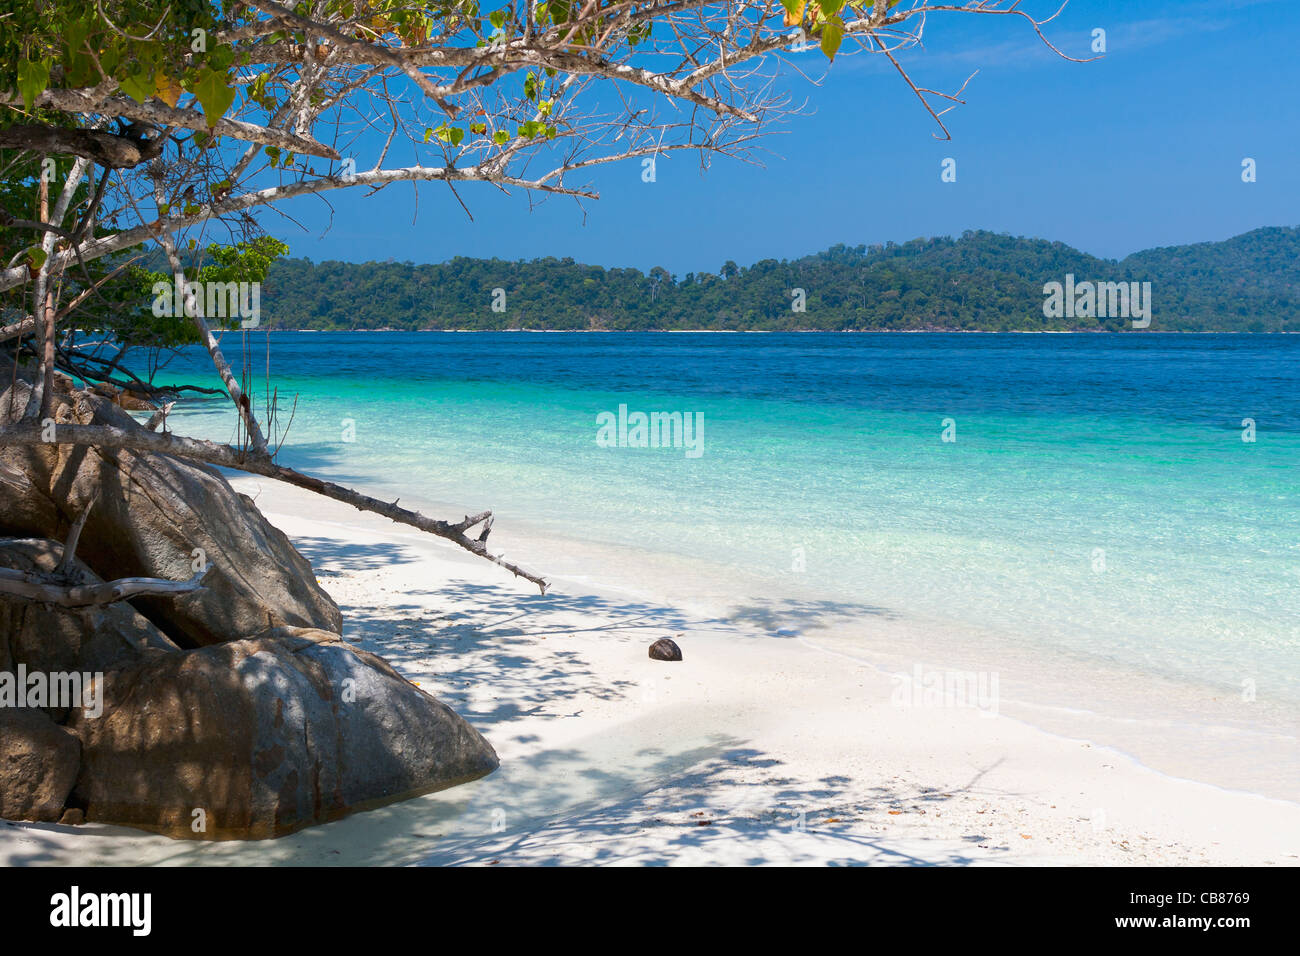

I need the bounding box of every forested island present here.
[260,226,1300,333]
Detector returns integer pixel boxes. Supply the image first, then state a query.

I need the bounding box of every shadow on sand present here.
[1,534,990,866]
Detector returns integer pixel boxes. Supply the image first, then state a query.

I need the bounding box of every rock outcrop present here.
[0,366,499,839]
[0,538,179,721]
[0,374,342,647]
[68,631,498,839]
[0,708,81,823]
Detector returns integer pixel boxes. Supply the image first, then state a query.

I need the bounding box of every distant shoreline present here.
[259,227,1300,334]
[263,327,1297,334]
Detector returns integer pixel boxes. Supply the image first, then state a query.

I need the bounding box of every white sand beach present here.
[3,477,1298,867]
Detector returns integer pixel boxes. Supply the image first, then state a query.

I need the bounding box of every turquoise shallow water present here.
[162,332,1300,796]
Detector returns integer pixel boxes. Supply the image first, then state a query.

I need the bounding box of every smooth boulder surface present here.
[0,708,81,823]
[69,631,499,839]
[0,374,342,647]
[0,538,179,722]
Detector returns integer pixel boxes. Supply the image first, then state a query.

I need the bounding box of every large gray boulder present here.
[0,708,81,823]
[0,374,342,647]
[0,538,179,722]
[69,630,499,839]
[1,366,496,840]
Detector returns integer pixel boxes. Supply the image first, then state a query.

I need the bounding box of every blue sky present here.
[264,0,1300,275]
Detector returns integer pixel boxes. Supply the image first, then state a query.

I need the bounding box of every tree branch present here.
[0,420,550,593]
[54,493,96,578]
[0,124,165,169]
[1,89,341,160]
[0,564,209,607]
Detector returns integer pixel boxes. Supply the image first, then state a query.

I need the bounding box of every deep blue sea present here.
[163,332,1300,797]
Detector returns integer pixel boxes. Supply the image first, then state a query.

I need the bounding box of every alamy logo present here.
[889,663,999,717]
[151,273,261,328]
[49,886,151,936]
[0,665,102,718]
[596,403,704,459]
[1042,274,1152,328]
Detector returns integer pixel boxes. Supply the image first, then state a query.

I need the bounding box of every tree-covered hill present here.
[258,226,1300,332]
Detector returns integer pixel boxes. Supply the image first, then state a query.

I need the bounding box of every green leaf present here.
[190,67,236,127]
[208,44,236,72]
[493,129,510,145]
[24,247,47,270]
[17,58,51,112]
[66,49,95,88]
[99,47,120,78]
[64,18,90,61]
[817,0,842,17]
[489,9,506,30]
[249,71,271,107]
[821,15,844,61]
[524,71,538,101]
[119,70,153,104]
[428,124,466,146]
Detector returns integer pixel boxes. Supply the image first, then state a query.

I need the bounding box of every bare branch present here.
[54,493,96,577]
[0,420,550,593]
[0,565,209,607]
[0,125,164,169]
[1,89,341,160]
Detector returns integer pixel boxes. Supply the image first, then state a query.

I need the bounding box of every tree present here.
[0,0,1089,597]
